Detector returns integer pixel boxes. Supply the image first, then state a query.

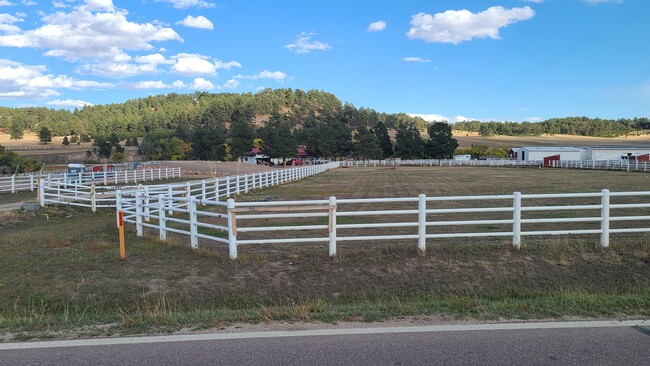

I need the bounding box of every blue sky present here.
[0,0,647,123]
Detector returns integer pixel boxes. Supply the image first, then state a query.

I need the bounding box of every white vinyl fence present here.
[41,163,340,213]
[119,188,650,260]
[2,166,180,194]
[549,160,649,172]
[341,159,543,168]
[38,167,182,210]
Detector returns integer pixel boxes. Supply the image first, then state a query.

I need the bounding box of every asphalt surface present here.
[1,321,649,366]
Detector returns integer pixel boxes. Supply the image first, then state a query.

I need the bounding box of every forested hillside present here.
[0,89,648,163]
[454,117,650,138]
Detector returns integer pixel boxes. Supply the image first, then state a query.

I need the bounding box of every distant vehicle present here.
[314,158,328,165]
[288,158,303,166]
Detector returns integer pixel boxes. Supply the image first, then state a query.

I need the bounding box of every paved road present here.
[1,320,648,366]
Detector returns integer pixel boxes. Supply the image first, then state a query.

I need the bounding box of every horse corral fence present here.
[33,160,650,260]
[341,159,650,172]
[549,159,649,172]
[2,166,180,194]
[340,159,543,168]
[118,185,650,259]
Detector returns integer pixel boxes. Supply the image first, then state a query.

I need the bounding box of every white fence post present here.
[135,192,143,237]
[11,175,15,193]
[601,189,610,248]
[329,196,337,257]
[227,198,238,259]
[143,186,150,222]
[30,175,34,192]
[158,195,167,241]
[38,179,45,206]
[418,194,427,253]
[90,183,96,213]
[189,196,198,249]
[513,192,522,248]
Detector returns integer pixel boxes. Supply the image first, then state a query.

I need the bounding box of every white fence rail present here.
[341,159,543,168]
[550,160,649,172]
[119,188,650,260]
[2,167,180,194]
[41,163,340,213]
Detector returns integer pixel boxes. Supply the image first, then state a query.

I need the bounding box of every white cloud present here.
[223,78,239,89]
[0,1,15,6]
[524,116,543,122]
[77,61,159,78]
[407,6,535,44]
[285,32,331,54]
[22,0,36,5]
[235,70,288,83]
[135,53,173,66]
[130,80,169,89]
[408,113,449,122]
[177,15,213,30]
[367,21,386,32]
[154,0,214,9]
[52,2,69,9]
[171,53,217,76]
[0,3,182,62]
[47,99,93,107]
[523,0,543,3]
[257,70,287,82]
[454,115,480,122]
[190,77,214,90]
[83,0,115,12]
[0,59,114,99]
[214,59,241,70]
[403,57,431,63]
[0,13,23,34]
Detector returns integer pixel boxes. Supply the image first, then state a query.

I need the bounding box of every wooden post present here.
[118,210,126,260]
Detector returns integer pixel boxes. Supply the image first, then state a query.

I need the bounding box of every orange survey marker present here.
[118,210,125,260]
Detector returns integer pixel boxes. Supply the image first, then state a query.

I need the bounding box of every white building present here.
[582,147,650,161]
[517,147,582,162]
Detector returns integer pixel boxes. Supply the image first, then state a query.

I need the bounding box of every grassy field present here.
[0,167,648,341]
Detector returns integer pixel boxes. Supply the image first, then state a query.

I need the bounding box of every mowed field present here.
[0,166,648,340]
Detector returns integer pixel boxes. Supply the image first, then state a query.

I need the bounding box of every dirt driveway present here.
[156,161,274,178]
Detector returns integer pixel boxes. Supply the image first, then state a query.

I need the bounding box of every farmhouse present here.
[582,146,650,161]
[516,147,582,165]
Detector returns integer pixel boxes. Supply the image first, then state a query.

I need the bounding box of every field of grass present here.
[0,167,648,341]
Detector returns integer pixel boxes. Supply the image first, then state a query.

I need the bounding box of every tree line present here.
[453,117,650,138]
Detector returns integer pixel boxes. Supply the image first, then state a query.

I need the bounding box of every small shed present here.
[519,147,582,162]
[508,148,521,160]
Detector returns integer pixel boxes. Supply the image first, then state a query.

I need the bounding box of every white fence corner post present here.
[135,192,143,237]
[158,195,167,241]
[513,192,522,249]
[418,194,427,254]
[227,198,238,260]
[189,196,198,249]
[329,196,337,257]
[601,189,610,248]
